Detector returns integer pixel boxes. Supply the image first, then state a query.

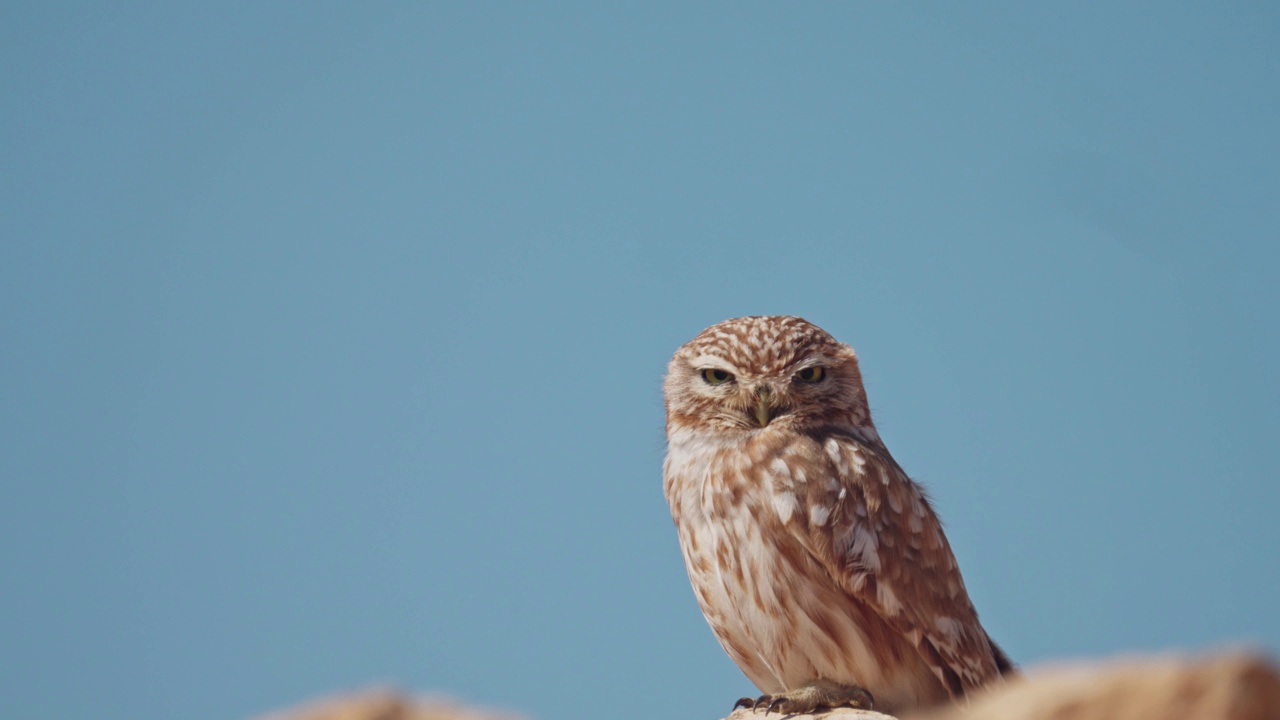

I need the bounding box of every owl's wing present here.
[790,434,1002,697]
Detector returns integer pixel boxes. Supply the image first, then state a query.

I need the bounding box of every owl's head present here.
[664,316,874,436]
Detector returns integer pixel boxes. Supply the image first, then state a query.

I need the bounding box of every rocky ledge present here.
[256,650,1280,720]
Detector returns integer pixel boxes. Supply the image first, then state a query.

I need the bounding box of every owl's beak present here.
[754,387,776,428]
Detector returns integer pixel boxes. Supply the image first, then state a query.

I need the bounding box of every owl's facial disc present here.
[665,316,871,435]
[690,362,786,429]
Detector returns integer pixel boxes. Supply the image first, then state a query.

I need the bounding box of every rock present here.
[252,650,1280,720]
[252,688,522,720]
[728,709,896,720]
[724,651,1280,720]
[908,650,1280,720]
[732,707,901,717]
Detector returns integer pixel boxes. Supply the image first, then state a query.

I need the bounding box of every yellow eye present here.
[795,366,826,383]
[700,368,734,385]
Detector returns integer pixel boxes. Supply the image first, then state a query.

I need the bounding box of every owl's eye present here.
[700,368,735,385]
[795,366,826,383]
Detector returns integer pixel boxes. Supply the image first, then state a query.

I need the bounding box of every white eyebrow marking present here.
[792,354,838,368]
[688,355,738,371]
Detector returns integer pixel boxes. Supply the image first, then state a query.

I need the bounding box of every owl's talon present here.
[732,682,874,715]
[732,694,774,712]
[854,688,875,709]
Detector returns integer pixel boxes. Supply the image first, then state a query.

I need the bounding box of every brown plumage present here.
[663,316,1012,715]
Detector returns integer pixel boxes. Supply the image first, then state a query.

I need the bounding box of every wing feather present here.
[790,432,1002,696]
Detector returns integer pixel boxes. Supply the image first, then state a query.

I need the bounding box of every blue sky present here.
[2,3,1277,719]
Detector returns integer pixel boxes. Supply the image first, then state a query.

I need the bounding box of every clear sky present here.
[2,3,1277,719]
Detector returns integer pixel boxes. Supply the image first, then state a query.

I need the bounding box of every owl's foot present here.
[733,680,874,715]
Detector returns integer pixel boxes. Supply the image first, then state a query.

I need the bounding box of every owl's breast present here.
[666,438,794,688]
[663,431,948,712]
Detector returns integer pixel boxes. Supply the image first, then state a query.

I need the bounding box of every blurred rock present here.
[912,650,1280,720]
[253,650,1280,720]
[252,689,522,720]
[724,651,1280,720]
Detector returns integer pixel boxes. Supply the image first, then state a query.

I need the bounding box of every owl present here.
[663,316,1012,715]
